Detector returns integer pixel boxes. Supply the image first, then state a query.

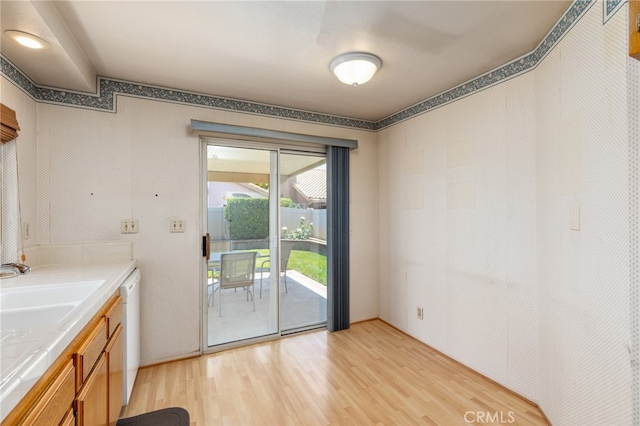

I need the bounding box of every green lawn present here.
[288,250,327,285]
[255,249,327,285]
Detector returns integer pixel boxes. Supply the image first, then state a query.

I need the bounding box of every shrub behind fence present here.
[225,198,269,240]
[209,206,327,242]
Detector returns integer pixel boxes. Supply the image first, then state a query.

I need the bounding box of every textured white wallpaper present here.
[1,76,38,263]
[37,99,201,363]
[629,45,640,426]
[536,5,630,424]
[378,3,633,424]
[1,141,19,263]
[379,73,540,402]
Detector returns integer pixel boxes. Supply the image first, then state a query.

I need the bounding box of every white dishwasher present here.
[120,268,141,405]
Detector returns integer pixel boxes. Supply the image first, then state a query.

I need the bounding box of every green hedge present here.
[225,198,269,240]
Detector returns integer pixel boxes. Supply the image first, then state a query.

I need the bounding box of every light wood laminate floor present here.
[122,320,547,425]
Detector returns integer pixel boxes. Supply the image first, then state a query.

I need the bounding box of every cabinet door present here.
[106,324,124,426]
[60,408,75,426]
[76,353,108,426]
[21,360,75,426]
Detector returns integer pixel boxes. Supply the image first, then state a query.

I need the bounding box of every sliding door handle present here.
[202,233,210,260]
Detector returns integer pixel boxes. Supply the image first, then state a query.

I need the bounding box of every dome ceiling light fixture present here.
[4,30,52,50]
[329,52,382,87]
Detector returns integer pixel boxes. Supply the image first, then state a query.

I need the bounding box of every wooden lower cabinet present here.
[2,292,125,426]
[75,296,124,426]
[76,353,108,426]
[106,324,124,426]
[60,408,75,426]
[21,361,75,426]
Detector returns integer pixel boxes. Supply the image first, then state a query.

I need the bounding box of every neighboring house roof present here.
[293,169,326,201]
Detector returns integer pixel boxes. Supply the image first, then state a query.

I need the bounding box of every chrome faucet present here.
[1,263,31,275]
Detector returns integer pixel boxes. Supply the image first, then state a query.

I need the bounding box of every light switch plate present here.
[170,219,185,233]
[121,220,139,234]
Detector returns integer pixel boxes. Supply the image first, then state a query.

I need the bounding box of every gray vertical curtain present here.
[326,146,350,332]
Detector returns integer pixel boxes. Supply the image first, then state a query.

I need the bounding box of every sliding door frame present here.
[197,121,356,353]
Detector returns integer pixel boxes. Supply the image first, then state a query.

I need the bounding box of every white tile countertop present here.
[0,242,136,421]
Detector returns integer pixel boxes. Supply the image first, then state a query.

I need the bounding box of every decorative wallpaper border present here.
[0,56,376,131]
[1,0,595,132]
[604,0,626,24]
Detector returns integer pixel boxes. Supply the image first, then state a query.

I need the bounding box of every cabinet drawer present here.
[75,317,107,390]
[21,360,75,426]
[105,296,123,338]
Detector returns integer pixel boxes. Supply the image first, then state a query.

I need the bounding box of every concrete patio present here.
[207,270,327,346]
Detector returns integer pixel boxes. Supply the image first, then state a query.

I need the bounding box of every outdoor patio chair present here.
[217,251,257,317]
[259,240,296,298]
[207,266,218,307]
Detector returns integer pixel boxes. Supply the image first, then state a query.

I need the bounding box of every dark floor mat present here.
[116,407,190,426]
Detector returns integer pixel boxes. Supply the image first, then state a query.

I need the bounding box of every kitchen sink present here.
[0,280,104,310]
[0,303,78,331]
[0,281,105,332]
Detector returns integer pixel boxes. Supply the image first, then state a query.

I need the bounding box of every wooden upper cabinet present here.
[0,103,20,143]
[631,0,640,60]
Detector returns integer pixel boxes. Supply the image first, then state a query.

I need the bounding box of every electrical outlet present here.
[23,222,30,240]
[170,219,185,233]
[121,220,139,234]
[417,306,424,320]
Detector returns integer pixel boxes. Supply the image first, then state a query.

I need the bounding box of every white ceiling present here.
[1,1,571,122]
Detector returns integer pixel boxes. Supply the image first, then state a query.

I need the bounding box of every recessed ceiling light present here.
[4,30,51,50]
[330,52,382,87]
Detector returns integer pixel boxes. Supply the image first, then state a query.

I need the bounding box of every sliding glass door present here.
[204,143,327,348]
[279,152,327,332]
[205,145,279,346]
